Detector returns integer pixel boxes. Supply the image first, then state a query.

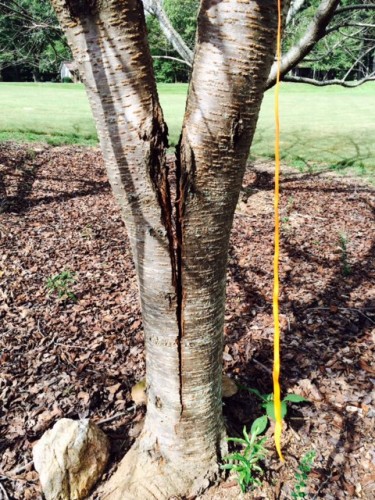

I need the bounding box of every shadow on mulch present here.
[0,144,374,499]
[0,147,110,214]
[222,167,374,497]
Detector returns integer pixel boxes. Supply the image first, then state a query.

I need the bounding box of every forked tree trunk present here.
[50,1,280,498]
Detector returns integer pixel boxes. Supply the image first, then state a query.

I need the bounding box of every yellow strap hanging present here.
[273,0,284,462]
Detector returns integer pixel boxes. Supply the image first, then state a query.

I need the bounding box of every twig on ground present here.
[312,470,333,499]
[252,358,272,374]
[289,425,301,442]
[234,211,256,219]
[348,308,374,324]
[55,342,87,350]
[307,307,374,324]
[9,461,34,476]
[293,212,327,221]
[96,406,136,426]
[0,473,30,483]
[0,481,10,499]
[37,320,45,338]
[0,461,36,483]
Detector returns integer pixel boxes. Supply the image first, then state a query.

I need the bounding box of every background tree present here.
[144,0,375,86]
[50,0,283,498]
[1,0,373,84]
[0,0,70,81]
[145,0,197,82]
[280,0,375,85]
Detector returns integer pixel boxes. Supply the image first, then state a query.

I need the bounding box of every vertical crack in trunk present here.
[175,141,184,414]
[150,121,196,416]
[147,109,194,415]
[174,138,196,415]
[148,104,177,289]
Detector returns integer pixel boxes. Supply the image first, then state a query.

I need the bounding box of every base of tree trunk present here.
[99,438,222,500]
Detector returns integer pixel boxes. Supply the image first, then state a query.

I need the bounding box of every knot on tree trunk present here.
[64,0,101,17]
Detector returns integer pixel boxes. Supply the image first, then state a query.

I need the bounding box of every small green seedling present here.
[338,232,351,276]
[46,270,77,301]
[243,387,307,421]
[81,225,94,240]
[222,415,268,493]
[286,196,295,212]
[291,450,316,499]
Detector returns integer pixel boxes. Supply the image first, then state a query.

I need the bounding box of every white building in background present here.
[59,61,80,83]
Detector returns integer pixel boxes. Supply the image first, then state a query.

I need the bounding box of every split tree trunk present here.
[50,1,280,498]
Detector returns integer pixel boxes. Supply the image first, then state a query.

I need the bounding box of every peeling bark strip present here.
[51,0,282,498]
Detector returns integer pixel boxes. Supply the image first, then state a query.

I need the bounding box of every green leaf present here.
[221,464,235,470]
[225,453,250,466]
[252,464,264,474]
[229,465,243,472]
[232,455,251,466]
[283,393,308,403]
[226,437,247,445]
[250,415,268,436]
[243,387,268,401]
[265,400,287,420]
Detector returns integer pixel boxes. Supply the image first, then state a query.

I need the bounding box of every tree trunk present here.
[50,1,279,498]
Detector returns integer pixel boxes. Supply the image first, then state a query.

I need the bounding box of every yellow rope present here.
[273,0,284,462]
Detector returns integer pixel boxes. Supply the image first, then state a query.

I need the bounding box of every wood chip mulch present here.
[0,142,374,499]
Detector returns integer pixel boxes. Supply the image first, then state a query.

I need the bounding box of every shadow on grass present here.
[253,131,373,182]
[246,168,373,194]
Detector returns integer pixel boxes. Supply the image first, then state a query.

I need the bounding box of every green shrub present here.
[46,270,77,301]
[222,416,268,493]
[291,450,316,499]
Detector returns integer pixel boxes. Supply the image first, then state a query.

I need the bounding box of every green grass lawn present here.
[253,83,375,178]
[0,81,374,178]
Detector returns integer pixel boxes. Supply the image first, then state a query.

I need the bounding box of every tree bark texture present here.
[172,0,279,489]
[50,1,278,498]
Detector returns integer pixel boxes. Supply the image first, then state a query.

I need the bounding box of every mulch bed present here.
[0,142,374,499]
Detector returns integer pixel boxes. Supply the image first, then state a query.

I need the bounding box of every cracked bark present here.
[50,0,279,498]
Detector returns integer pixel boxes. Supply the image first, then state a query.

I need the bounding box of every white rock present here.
[33,418,109,500]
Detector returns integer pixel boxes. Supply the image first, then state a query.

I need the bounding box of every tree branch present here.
[143,0,193,66]
[0,1,35,22]
[342,45,375,81]
[0,1,64,32]
[335,4,375,15]
[266,0,341,89]
[283,73,375,87]
[286,0,308,25]
[327,22,375,34]
[152,55,191,66]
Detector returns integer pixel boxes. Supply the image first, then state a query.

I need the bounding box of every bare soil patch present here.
[0,143,374,499]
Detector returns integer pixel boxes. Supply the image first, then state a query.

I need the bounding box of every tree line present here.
[0,0,374,86]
